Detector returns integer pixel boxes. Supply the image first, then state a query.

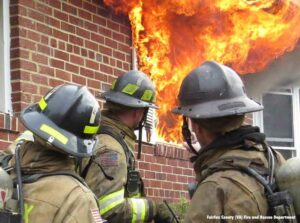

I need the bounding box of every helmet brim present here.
[20,104,97,158]
[172,96,263,119]
[100,91,158,109]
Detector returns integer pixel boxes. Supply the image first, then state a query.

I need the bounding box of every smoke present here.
[243,44,300,98]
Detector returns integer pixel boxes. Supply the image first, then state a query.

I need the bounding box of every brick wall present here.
[0,0,195,202]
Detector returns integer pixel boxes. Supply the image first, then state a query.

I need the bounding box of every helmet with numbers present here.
[20,84,101,157]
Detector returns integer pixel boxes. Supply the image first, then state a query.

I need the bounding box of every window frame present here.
[0,0,12,114]
[253,86,300,157]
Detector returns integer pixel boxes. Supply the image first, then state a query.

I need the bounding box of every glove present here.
[153,202,173,223]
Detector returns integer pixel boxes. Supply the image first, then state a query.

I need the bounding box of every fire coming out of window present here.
[103,0,300,143]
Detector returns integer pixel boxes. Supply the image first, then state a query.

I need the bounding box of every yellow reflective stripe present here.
[38,98,47,111]
[99,188,125,215]
[24,203,34,223]
[111,80,117,90]
[83,125,100,134]
[122,83,139,95]
[141,90,153,101]
[131,199,147,223]
[40,124,68,145]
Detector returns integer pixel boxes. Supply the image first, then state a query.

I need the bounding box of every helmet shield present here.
[21,84,101,158]
[172,61,263,118]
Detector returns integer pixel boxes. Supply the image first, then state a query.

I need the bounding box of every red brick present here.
[62,3,77,15]
[58,39,64,49]
[105,38,117,49]
[78,9,91,20]
[69,35,84,46]
[35,2,52,15]
[100,64,113,74]
[113,51,125,61]
[31,74,48,85]
[83,2,96,13]
[87,79,100,89]
[98,27,112,38]
[0,141,10,150]
[54,10,68,22]
[69,15,84,27]
[61,22,75,34]
[46,17,60,29]
[80,67,94,78]
[27,9,44,22]
[49,78,65,87]
[19,38,36,51]
[66,63,79,74]
[72,74,87,85]
[41,35,49,45]
[19,17,36,30]
[116,60,122,69]
[69,0,83,7]
[37,44,51,55]
[53,29,68,41]
[92,15,106,26]
[32,53,48,65]
[48,0,61,9]
[55,69,71,81]
[76,27,90,39]
[151,164,162,172]
[85,40,98,51]
[39,65,54,76]
[36,23,52,35]
[94,72,108,82]
[99,45,112,56]
[70,55,84,66]
[84,21,97,31]
[10,15,19,26]
[88,51,95,60]
[113,32,125,43]
[91,33,104,44]
[0,115,4,129]
[107,21,120,32]
[51,59,64,69]
[55,50,69,61]
[11,48,29,59]
[86,59,99,70]
[21,82,38,94]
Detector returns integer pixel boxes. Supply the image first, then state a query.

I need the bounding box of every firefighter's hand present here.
[154,202,173,223]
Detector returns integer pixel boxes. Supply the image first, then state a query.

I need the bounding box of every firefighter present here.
[8,84,104,223]
[82,70,173,223]
[172,61,286,222]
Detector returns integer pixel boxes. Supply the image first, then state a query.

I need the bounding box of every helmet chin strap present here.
[137,108,149,159]
[182,117,199,156]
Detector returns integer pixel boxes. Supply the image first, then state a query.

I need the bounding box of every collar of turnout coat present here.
[193,125,269,176]
[11,140,76,175]
[101,113,137,149]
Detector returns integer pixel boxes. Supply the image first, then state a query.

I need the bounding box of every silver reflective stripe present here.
[130,198,147,223]
[99,188,125,215]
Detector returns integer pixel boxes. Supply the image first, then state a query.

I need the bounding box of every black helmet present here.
[172,61,263,118]
[20,84,101,158]
[101,70,158,109]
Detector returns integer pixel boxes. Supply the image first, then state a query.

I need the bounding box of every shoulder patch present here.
[95,150,119,167]
[90,208,106,223]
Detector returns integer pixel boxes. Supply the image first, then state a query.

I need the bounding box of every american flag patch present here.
[96,151,119,167]
[91,208,106,223]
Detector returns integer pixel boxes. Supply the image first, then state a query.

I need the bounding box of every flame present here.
[103,0,300,143]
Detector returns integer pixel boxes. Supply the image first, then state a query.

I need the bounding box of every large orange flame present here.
[103,0,300,143]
